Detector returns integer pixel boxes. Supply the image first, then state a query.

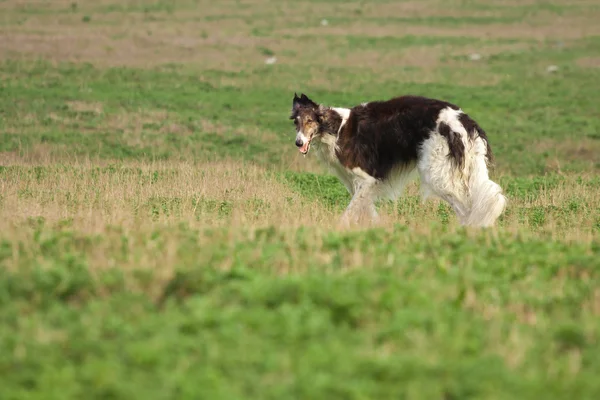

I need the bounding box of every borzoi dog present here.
[290,93,506,227]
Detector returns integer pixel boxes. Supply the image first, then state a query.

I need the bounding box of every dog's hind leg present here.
[418,131,505,227]
[417,132,471,225]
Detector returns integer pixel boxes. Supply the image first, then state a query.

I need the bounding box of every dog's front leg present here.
[367,202,380,223]
[339,197,359,227]
[339,178,378,227]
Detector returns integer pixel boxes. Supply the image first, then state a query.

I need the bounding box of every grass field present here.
[1,0,600,398]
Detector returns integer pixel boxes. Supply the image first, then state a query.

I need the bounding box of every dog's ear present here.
[292,92,302,112]
[300,93,318,108]
[293,93,318,114]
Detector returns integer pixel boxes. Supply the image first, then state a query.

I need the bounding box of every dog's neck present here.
[319,106,350,136]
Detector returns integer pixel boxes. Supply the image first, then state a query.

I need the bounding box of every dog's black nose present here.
[295,138,303,147]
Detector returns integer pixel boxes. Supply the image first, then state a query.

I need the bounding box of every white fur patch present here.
[296,131,309,146]
[331,107,351,134]
[436,107,466,136]
[349,167,377,192]
[463,137,506,227]
[350,167,375,182]
[418,132,469,215]
[331,107,350,120]
[418,109,506,227]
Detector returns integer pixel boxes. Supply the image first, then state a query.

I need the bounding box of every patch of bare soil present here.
[279,14,600,41]
[0,31,264,71]
[577,57,600,68]
[360,1,500,19]
[329,47,441,69]
[327,41,533,70]
[488,0,600,5]
[0,8,281,69]
[536,137,600,172]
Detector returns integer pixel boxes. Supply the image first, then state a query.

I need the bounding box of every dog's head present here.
[290,93,321,155]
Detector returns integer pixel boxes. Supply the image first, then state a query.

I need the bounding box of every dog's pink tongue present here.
[299,142,309,154]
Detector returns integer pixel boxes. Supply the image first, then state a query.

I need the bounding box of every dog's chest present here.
[314,134,339,166]
[314,134,355,193]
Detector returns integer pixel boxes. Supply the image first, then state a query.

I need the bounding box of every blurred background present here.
[2,2,600,399]
[1,0,599,174]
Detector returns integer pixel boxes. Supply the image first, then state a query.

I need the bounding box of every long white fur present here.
[313,106,506,227]
[418,107,506,227]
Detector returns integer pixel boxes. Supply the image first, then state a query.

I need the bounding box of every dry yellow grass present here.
[0,159,335,231]
[1,159,598,239]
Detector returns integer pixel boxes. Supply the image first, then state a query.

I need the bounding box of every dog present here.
[290,93,506,227]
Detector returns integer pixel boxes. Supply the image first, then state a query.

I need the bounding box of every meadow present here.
[1,0,600,398]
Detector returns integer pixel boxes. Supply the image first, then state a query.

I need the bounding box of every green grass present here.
[2,49,599,173]
[2,0,600,398]
[1,223,599,399]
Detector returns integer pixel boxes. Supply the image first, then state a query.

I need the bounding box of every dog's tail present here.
[463,129,506,227]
